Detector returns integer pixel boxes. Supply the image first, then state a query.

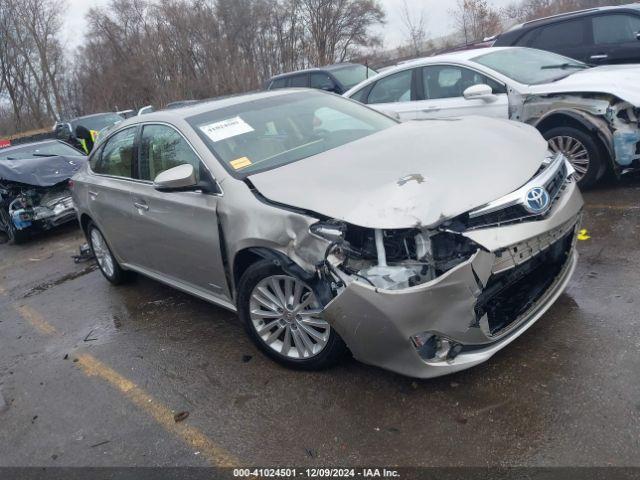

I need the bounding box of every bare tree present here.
[0,0,66,134]
[399,0,428,57]
[452,0,502,45]
[300,0,385,65]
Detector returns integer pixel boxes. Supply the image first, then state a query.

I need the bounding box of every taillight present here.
[68,179,74,189]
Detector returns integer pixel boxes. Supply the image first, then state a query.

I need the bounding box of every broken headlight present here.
[310,221,346,242]
[323,223,480,290]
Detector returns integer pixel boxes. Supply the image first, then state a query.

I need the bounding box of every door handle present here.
[88,190,98,199]
[133,201,149,211]
[590,54,608,61]
[422,107,441,113]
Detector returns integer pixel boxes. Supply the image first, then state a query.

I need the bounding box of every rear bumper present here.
[323,182,583,379]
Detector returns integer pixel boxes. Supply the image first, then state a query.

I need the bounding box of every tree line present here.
[0,0,633,136]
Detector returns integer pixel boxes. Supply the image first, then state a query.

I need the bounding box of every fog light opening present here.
[411,333,462,362]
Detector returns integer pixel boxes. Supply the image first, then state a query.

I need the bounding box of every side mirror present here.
[463,84,496,102]
[154,164,197,191]
[636,32,640,41]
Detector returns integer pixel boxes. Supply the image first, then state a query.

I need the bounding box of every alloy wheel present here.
[90,228,115,278]
[547,135,590,181]
[249,275,330,359]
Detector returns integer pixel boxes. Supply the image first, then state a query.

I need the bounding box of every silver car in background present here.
[72,90,583,378]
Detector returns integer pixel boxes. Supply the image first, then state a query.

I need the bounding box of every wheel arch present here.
[79,213,93,236]
[232,247,331,306]
[532,110,615,172]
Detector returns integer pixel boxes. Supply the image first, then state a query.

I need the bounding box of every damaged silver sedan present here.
[72,90,583,378]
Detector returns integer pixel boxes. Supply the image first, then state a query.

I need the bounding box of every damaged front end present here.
[517,93,640,174]
[311,154,582,378]
[0,154,83,243]
[0,181,76,242]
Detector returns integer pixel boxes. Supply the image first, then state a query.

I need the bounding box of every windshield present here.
[71,113,123,132]
[0,141,84,160]
[472,48,589,85]
[331,65,378,89]
[188,91,396,178]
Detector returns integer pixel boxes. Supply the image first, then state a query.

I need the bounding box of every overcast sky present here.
[62,0,516,53]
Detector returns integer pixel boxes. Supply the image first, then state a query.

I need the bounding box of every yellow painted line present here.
[14,303,238,466]
[14,304,57,336]
[77,353,238,467]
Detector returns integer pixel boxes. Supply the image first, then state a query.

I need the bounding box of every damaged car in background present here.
[72,90,582,378]
[345,46,640,187]
[0,140,86,244]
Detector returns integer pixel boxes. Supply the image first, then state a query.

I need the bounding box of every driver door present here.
[413,65,509,120]
[127,123,231,301]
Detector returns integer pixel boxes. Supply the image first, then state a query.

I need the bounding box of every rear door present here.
[86,127,140,264]
[364,68,419,120]
[590,13,640,64]
[412,65,509,120]
[127,123,230,300]
[526,18,591,62]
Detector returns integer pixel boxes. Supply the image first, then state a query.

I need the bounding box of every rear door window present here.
[288,74,309,87]
[92,127,137,178]
[593,14,640,44]
[367,69,413,105]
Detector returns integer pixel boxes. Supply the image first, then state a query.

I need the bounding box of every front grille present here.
[464,160,568,230]
[474,227,575,337]
[491,218,577,274]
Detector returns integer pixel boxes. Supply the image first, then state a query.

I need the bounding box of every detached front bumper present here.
[323,181,583,379]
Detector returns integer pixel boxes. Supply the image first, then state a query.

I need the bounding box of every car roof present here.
[269,63,361,80]
[353,47,515,76]
[506,3,640,32]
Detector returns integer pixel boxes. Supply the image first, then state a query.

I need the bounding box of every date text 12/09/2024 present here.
[233,469,401,478]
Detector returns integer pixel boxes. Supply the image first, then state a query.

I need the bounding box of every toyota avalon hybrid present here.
[71,90,583,378]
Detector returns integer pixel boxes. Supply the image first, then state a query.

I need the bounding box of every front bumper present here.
[10,196,76,232]
[323,181,583,379]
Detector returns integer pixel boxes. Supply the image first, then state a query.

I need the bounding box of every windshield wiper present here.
[540,63,589,70]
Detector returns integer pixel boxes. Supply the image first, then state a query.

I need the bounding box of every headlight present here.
[310,221,346,242]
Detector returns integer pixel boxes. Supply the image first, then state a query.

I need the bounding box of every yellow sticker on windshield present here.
[230,157,252,170]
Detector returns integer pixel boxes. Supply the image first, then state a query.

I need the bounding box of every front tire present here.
[87,222,132,285]
[544,126,604,188]
[237,260,347,370]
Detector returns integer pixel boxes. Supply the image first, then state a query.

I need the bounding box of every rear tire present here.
[87,221,132,285]
[237,259,347,370]
[543,126,604,189]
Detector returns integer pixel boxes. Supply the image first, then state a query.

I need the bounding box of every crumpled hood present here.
[529,65,640,106]
[0,155,86,187]
[248,117,547,229]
